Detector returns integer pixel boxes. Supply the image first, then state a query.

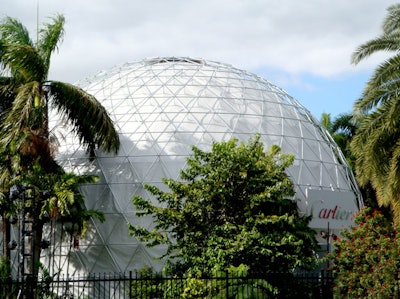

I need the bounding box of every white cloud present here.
[2,0,399,84]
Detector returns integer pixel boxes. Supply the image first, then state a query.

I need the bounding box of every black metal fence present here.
[0,270,333,299]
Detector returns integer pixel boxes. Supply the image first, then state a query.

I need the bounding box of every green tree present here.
[350,3,400,223]
[330,113,357,167]
[14,161,105,235]
[0,14,119,287]
[0,256,15,298]
[331,207,400,298]
[320,112,357,169]
[320,112,333,133]
[129,135,318,278]
[0,14,119,168]
[1,163,104,299]
[320,112,381,208]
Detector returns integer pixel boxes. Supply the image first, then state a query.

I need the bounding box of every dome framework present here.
[44,57,362,274]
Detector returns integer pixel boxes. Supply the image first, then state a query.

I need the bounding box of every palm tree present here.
[320,112,333,132]
[320,112,383,210]
[0,15,119,168]
[330,113,357,167]
[351,3,400,223]
[320,112,357,167]
[0,14,120,284]
[11,161,106,278]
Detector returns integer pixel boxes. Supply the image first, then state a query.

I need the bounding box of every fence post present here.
[226,271,229,299]
[129,271,132,299]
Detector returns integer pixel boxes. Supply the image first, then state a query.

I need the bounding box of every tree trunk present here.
[2,191,12,261]
[1,214,10,261]
[31,221,43,299]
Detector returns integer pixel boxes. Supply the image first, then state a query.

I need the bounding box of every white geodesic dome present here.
[50,57,362,274]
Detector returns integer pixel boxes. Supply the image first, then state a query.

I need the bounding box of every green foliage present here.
[0,258,58,299]
[130,264,278,299]
[0,14,120,162]
[351,3,400,65]
[129,135,318,279]
[0,14,119,267]
[319,112,380,208]
[350,3,400,223]
[12,161,105,236]
[177,264,277,299]
[0,13,117,295]
[35,262,58,299]
[129,266,165,298]
[320,112,357,170]
[0,256,16,298]
[331,207,400,298]
[129,264,325,298]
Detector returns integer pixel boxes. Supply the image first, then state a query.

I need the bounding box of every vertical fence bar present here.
[225,271,228,299]
[129,270,132,299]
[3,270,335,298]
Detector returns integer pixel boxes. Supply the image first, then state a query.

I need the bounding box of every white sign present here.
[305,189,359,230]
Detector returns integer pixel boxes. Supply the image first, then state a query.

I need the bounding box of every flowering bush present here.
[331,207,400,298]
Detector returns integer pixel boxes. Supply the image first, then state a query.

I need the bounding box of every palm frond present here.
[352,110,382,146]
[363,55,400,94]
[352,98,400,204]
[0,81,39,145]
[387,139,400,197]
[38,14,65,76]
[319,113,332,131]
[331,113,357,137]
[0,76,16,112]
[13,163,100,222]
[351,33,400,65]
[0,156,12,190]
[0,44,45,82]
[351,3,400,224]
[0,16,33,47]
[354,61,400,114]
[351,110,389,186]
[381,91,400,135]
[47,81,120,155]
[383,4,400,34]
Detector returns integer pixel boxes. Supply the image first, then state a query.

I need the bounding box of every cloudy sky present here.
[2,0,399,118]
